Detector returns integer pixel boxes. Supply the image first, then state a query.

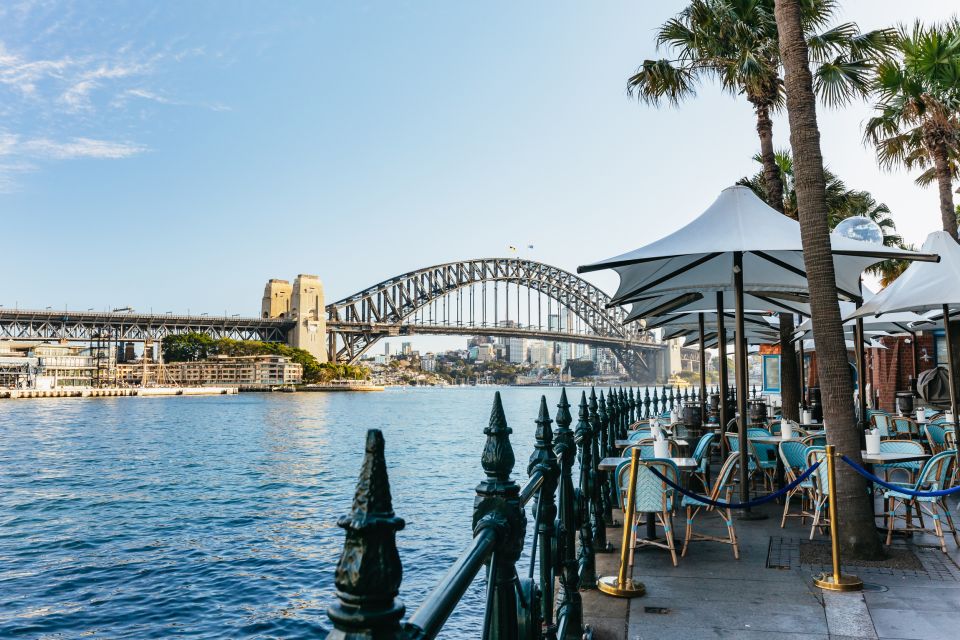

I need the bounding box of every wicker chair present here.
[681,452,742,560]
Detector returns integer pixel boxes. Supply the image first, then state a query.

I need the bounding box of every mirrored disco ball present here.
[834,216,884,245]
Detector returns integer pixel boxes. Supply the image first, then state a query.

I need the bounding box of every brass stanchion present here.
[598,447,645,597]
[813,445,863,591]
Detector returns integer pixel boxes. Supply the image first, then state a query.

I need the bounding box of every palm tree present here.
[628,0,894,217]
[628,0,892,423]
[864,20,960,238]
[775,0,884,559]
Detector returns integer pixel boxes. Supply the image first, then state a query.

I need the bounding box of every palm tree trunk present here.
[775,0,883,559]
[933,143,957,238]
[779,315,800,421]
[755,102,786,215]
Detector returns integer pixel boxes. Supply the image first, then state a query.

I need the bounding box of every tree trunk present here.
[779,315,800,421]
[933,142,958,238]
[755,102,786,215]
[774,0,883,559]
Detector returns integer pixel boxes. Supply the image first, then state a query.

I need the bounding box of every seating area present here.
[605,406,960,572]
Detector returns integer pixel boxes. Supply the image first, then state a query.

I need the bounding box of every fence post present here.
[643,388,651,420]
[628,388,636,424]
[327,430,406,640]
[474,392,527,639]
[575,392,597,588]
[589,388,610,553]
[599,391,615,527]
[528,396,558,639]
[554,389,583,637]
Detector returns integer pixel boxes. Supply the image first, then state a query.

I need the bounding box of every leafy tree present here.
[864,20,960,237]
[565,359,596,379]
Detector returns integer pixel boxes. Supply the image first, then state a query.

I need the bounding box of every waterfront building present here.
[468,344,496,362]
[528,340,553,366]
[121,355,302,387]
[401,342,412,356]
[0,342,103,388]
[420,354,437,372]
[384,342,391,356]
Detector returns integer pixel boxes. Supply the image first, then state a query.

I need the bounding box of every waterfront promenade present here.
[586,501,960,639]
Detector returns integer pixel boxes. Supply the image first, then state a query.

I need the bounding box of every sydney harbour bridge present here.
[0,258,665,380]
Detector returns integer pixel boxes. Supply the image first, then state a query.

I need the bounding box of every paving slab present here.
[822,591,877,639]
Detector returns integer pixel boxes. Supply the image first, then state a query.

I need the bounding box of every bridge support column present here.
[288,274,328,363]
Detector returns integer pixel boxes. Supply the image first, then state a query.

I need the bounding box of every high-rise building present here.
[507,337,527,363]
[401,342,412,356]
[384,342,391,356]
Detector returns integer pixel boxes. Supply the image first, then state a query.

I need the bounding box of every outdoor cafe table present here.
[858,450,930,530]
[598,456,698,540]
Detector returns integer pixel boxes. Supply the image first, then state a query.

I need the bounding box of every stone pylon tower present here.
[289,274,327,363]
[261,279,292,319]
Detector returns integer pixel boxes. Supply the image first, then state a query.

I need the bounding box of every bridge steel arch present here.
[325,258,661,380]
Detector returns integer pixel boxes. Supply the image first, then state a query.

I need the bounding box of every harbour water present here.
[0,386,603,639]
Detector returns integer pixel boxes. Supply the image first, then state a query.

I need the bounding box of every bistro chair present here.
[624,438,679,460]
[627,429,652,442]
[801,434,826,447]
[875,440,925,484]
[870,413,893,438]
[892,416,921,440]
[806,447,830,540]
[725,433,776,491]
[778,441,814,528]
[883,450,960,553]
[616,458,681,567]
[690,432,716,491]
[925,425,948,454]
[681,452,741,560]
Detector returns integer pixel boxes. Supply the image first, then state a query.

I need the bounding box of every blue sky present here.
[2,1,955,350]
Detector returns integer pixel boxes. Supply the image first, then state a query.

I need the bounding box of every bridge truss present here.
[325,258,662,379]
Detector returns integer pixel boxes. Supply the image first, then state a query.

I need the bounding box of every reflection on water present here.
[0,386,596,638]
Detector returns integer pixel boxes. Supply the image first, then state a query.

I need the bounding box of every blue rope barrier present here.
[840,455,960,498]
[645,461,820,510]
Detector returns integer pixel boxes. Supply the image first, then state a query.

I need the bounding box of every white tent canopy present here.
[850,231,960,317]
[580,186,930,307]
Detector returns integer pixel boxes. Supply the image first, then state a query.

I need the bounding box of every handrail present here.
[405,527,499,638]
[520,469,545,506]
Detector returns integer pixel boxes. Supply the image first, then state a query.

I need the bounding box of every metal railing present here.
[325,387,628,639]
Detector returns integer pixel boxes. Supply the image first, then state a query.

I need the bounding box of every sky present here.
[2,0,956,352]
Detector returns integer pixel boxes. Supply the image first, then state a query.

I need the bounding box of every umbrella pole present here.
[717,292,729,458]
[942,304,959,469]
[734,252,760,518]
[698,313,707,423]
[855,317,867,429]
[799,334,806,411]
[910,331,919,394]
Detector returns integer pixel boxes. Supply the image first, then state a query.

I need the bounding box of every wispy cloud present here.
[20,137,146,160]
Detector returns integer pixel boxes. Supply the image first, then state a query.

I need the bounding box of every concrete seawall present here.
[0,387,239,399]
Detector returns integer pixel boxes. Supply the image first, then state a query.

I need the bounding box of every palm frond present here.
[626,60,698,106]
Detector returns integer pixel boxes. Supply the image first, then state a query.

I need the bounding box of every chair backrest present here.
[747,427,772,438]
[892,417,918,437]
[914,449,956,492]
[628,430,651,442]
[616,458,679,513]
[870,413,891,437]
[708,452,741,500]
[802,434,826,446]
[691,432,715,463]
[805,446,829,496]
[947,429,956,449]
[624,438,678,459]
[926,425,947,452]
[779,440,810,473]
[769,420,782,435]
[879,439,925,455]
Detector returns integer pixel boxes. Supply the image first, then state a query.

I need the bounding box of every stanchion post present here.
[597,447,645,597]
[813,445,863,592]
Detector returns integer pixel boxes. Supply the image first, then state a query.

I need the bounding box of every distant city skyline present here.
[2,1,956,354]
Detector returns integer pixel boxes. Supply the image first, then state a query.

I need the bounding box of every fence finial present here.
[327,429,406,639]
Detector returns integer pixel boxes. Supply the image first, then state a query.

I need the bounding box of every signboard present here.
[762,354,781,393]
[759,344,781,355]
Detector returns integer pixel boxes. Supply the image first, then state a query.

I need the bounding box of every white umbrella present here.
[849,230,960,439]
[579,186,934,507]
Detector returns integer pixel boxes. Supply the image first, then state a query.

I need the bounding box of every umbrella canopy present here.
[848,230,959,445]
[625,291,809,324]
[579,186,929,306]
[850,231,960,317]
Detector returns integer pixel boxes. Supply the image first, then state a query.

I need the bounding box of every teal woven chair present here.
[690,432,716,491]
[892,416,921,439]
[875,440,925,484]
[870,413,893,438]
[802,434,826,447]
[726,433,776,491]
[883,449,960,552]
[616,458,681,566]
[681,452,741,560]
[778,441,814,528]
[806,446,830,540]
[627,429,651,442]
[925,425,947,454]
[624,439,679,460]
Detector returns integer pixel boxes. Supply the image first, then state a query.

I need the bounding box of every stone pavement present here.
[581,497,960,640]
